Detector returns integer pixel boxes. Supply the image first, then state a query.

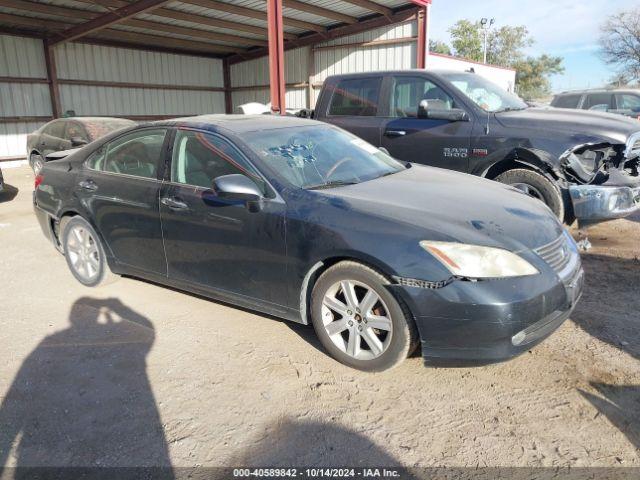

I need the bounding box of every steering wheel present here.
[325,156,361,182]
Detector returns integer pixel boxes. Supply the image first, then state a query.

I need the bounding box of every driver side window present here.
[102,129,166,179]
[171,130,265,193]
[391,77,454,118]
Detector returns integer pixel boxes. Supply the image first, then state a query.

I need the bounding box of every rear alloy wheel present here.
[62,216,114,287]
[311,261,418,371]
[30,153,44,175]
[496,168,565,221]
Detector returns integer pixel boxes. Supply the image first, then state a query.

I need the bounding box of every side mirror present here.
[418,100,469,122]
[70,136,88,147]
[213,174,263,204]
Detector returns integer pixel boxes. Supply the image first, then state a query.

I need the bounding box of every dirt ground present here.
[0,164,638,474]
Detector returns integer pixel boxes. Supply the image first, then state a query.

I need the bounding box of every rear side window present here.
[42,121,65,138]
[328,78,382,116]
[64,122,88,141]
[102,129,167,179]
[615,93,640,111]
[552,94,582,109]
[583,93,614,111]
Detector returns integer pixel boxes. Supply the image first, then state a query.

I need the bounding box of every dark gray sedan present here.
[34,115,584,371]
[27,117,135,174]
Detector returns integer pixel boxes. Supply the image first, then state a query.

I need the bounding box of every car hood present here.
[495,107,640,144]
[318,165,564,252]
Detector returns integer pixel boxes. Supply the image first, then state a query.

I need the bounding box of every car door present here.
[39,120,66,156]
[380,75,472,171]
[322,76,385,147]
[582,92,615,112]
[159,128,288,307]
[75,127,169,275]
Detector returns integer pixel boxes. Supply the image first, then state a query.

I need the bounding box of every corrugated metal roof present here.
[0,0,422,57]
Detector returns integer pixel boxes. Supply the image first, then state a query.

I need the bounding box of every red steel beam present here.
[43,42,61,118]
[416,6,426,69]
[267,0,286,115]
[50,0,170,45]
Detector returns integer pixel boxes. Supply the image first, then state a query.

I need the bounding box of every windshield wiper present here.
[495,106,527,113]
[306,180,359,190]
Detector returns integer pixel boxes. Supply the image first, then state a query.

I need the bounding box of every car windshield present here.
[440,72,528,113]
[243,125,405,189]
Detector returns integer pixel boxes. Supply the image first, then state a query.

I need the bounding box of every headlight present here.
[420,241,539,278]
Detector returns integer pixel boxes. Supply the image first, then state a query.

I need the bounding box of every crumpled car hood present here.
[495,107,640,144]
[319,165,564,252]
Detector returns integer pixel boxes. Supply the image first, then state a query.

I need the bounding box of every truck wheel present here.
[310,261,418,371]
[496,169,565,221]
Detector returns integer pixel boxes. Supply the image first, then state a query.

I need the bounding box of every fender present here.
[479,147,567,184]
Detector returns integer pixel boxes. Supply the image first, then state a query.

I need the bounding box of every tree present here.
[429,39,452,56]
[446,19,563,99]
[513,55,564,100]
[600,8,640,82]
[448,20,532,66]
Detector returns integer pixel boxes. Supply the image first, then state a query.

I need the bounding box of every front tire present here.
[496,168,565,221]
[62,216,115,287]
[310,261,418,371]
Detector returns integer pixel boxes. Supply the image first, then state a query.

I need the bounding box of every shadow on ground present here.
[572,253,640,452]
[228,418,411,469]
[0,297,173,478]
[0,184,18,203]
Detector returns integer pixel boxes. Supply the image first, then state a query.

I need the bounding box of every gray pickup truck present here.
[313,70,640,225]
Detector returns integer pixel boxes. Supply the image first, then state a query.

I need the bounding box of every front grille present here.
[534,235,572,273]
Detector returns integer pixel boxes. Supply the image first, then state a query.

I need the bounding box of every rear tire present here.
[310,261,418,371]
[62,216,116,287]
[496,168,565,221]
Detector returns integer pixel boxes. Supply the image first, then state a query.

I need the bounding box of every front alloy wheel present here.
[311,261,418,371]
[322,280,393,360]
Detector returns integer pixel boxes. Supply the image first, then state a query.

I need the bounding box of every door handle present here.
[384,130,407,137]
[161,197,188,210]
[78,180,98,192]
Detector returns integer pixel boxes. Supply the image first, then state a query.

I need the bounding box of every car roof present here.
[150,114,320,134]
[325,69,469,80]
[555,88,640,96]
[51,117,136,124]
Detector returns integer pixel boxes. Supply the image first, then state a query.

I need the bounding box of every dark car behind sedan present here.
[27,117,136,174]
[33,115,583,371]
[551,88,640,120]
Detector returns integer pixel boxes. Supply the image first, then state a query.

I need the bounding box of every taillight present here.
[34,174,44,189]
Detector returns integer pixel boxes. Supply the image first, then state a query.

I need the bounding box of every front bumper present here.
[569,184,640,222]
[390,259,583,365]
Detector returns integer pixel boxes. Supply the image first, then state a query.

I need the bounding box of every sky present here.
[428,0,638,93]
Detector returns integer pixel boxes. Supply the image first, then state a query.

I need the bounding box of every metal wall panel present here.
[55,43,224,87]
[59,85,225,116]
[230,46,309,87]
[0,35,50,158]
[314,21,416,85]
[228,22,417,111]
[0,121,45,159]
[0,34,47,78]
